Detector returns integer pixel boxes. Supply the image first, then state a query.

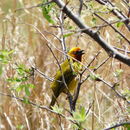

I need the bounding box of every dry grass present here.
[0,0,130,129]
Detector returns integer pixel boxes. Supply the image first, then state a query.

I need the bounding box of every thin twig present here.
[81,56,110,84]
[72,75,82,111]
[94,13,130,44]
[30,64,60,82]
[78,0,83,16]
[0,92,79,126]
[104,121,130,130]
[63,18,130,34]
[82,51,101,75]
[15,1,53,11]
[95,0,130,31]
[59,8,67,59]
[113,46,130,54]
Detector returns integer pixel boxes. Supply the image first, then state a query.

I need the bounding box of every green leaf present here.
[88,1,94,9]
[1,50,10,56]
[72,71,78,75]
[68,26,74,30]
[116,22,124,28]
[8,50,15,55]
[0,50,14,64]
[114,69,123,77]
[127,105,130,114]
[41,0,55,24]
[90,74,100,81]
[28,84,35,88]
[124,124,130,129]
[63,33,74,38]
[0,64,3,75]
[1,50,14,57]
[72,107,86,123]
[7,77,19,82]
[0,55,4,60]
[89,66,96,69]
[0,54,8,64]
[15,78,23,82]
[16,64,31,76]
[122,89,130,100]
[16,124,24,130]
[7,77,28,83]
[16,84,25,92]
[23,97,30,104]
[92,17,97,25]
[51,105,63,114]
[25,86,30,96]
[16,84,35,95]
[99,6,109,12]
[42,8,54,23]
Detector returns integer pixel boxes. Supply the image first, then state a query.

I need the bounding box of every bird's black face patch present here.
[73,50,85,55]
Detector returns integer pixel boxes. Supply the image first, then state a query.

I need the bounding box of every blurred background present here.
[0,0,130,129]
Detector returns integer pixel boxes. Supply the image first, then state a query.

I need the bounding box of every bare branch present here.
[59,9,67,58]
[94,13,130,44]
[104,121,130,130]
[53,0,130,66]
[81,56,110,84]
[82,66,130,104]
[95,0,130,31]
[30,64,59,82]
[0,92,78,126]
[15,1,53,11]
[82,51,101,75]
[113,46,130,54]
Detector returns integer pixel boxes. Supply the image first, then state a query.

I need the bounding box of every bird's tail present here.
[49,95,57,109]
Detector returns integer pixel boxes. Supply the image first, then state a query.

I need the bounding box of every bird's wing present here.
[50,60,76,97]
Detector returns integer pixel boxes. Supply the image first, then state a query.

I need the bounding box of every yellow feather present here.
[49,47,84,108]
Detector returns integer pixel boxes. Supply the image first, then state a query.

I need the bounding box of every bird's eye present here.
[73,50,84,55]
[73,51,77,54]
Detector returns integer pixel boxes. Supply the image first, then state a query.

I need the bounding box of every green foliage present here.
[0,50,14,64]
[16,124,24,130]
[87,1,94,9]
[51,105,63,114]
[124,124,130,129]
[16,64,31,76]
[69,107,87,129]
[7,77,28,82]
[7,63,35,97]
[91,17,97,25]
[90,73,100,81]
[72,71,78,75]
[89,66,96,69]
[0,64,3,76]
[23,97,30,104]
[68,26,73,29]
[16,84,35,96]
[98,5,109,13]
[122,89,130,100]
[41,0,55,24]
[115,22,124,28]
[72,107,86,123]
[114,69,123,77]
[127,105,130,114]
[63,33,74,38]
[0,49,14,75]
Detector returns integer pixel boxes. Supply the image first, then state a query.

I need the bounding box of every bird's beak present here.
[78,50,85,55]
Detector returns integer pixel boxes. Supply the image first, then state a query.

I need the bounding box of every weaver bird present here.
[49,47,84,108]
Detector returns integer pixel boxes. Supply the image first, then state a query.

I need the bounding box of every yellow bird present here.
[49,47,84,108]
